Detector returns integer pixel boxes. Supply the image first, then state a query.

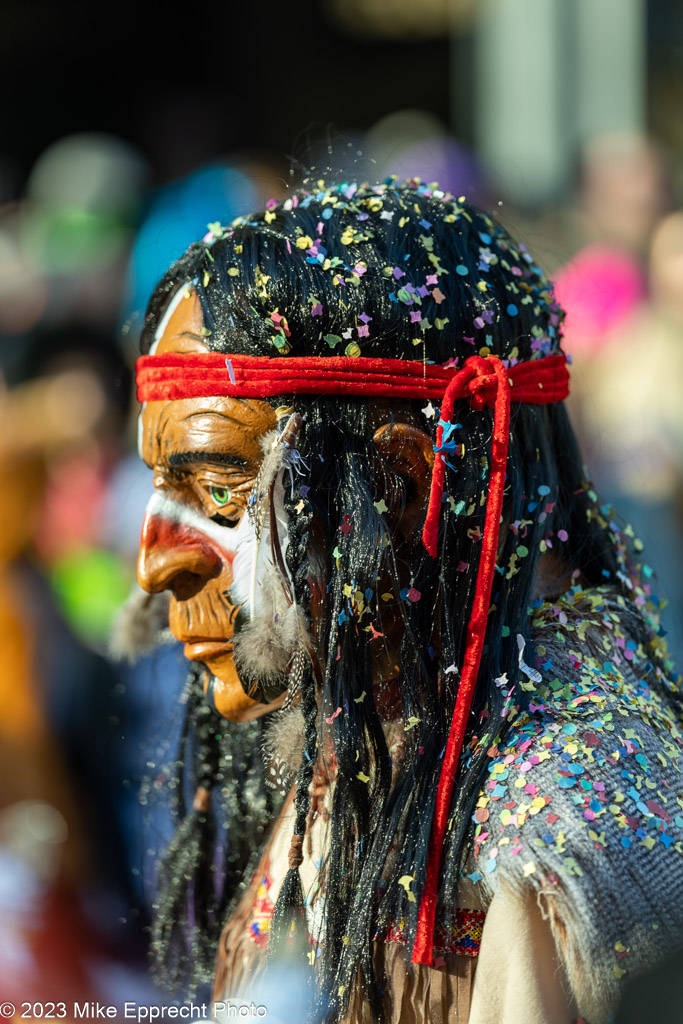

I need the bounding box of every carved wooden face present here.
[137,289,282,721]
[137,289,438,725]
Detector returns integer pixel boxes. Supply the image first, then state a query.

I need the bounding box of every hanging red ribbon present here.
[412,355,512,965]
[136,348,568,963]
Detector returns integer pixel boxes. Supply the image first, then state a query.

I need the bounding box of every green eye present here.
[209,485,231,506]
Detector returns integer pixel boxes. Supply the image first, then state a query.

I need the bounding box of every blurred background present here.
[1,0,682,1011]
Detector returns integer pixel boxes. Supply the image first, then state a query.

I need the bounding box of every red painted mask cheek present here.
[137,510,230,596]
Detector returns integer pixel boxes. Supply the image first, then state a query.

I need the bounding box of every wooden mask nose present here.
[137,510,222,600]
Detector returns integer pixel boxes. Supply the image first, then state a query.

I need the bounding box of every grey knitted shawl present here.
[471,585,683,1023]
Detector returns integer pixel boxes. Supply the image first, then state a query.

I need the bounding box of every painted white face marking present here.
[141,483,289,620]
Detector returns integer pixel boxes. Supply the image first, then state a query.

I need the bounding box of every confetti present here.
[398,875,416,902]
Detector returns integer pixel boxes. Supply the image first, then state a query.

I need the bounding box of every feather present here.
[232,598,307,700]
[109,585,172,662]
[262,704,306,793]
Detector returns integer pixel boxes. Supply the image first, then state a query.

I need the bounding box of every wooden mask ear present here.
[372,422,434,541]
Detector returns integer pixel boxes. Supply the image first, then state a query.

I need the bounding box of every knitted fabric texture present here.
[472,585,683,1023]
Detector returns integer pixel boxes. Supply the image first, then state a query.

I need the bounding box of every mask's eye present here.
[209,485,231,506]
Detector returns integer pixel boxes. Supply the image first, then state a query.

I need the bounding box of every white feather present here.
[109,585,171,662]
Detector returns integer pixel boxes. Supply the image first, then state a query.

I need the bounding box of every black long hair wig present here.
[140,181,669,1019]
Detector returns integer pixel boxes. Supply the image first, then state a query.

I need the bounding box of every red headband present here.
[136,349,569,965]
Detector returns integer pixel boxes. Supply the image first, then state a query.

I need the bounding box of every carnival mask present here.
[137,289,297,721]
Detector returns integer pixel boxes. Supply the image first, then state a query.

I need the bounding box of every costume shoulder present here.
[471,585,683,1024]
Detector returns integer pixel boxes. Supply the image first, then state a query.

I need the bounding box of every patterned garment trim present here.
[376,908,486,958]
[245,864,485,960]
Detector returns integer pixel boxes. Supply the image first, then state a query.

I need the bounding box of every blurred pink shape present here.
[553,243,645,356]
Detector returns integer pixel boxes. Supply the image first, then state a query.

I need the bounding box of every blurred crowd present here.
[0,113,681,1008]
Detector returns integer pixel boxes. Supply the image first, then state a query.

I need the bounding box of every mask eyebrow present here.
[168,451,248,469]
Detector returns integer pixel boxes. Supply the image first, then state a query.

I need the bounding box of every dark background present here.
[2,0,456,190]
